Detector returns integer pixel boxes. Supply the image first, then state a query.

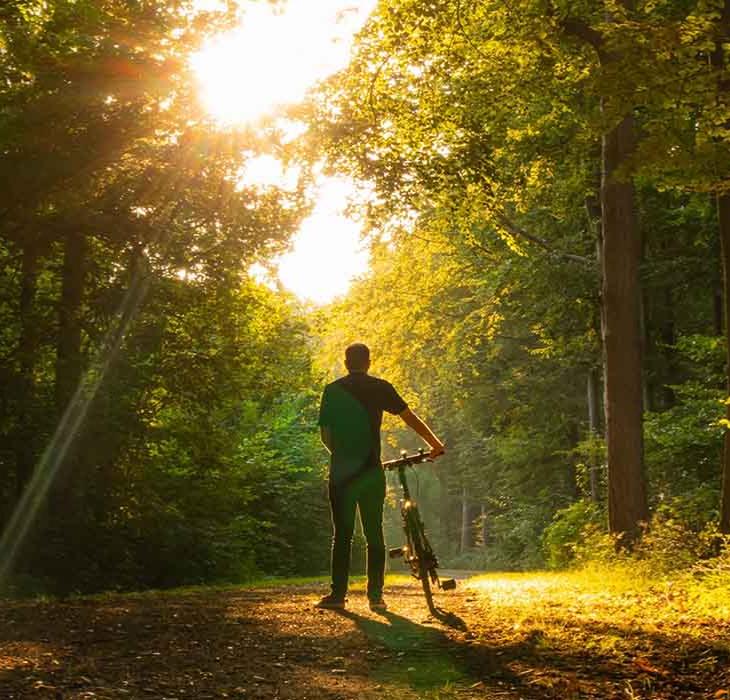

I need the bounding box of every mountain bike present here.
[383,448,456,613]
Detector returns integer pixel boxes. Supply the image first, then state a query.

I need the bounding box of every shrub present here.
[542,499,604,569]
[632,501,719,576]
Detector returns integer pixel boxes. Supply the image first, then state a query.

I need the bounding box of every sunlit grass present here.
[463,562,730,687]
[467,563,730,625]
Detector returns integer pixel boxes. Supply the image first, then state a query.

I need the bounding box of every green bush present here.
[691,535,730,587]
[567,495,721,577]
[543,499,604,569]
[632,498,720,576]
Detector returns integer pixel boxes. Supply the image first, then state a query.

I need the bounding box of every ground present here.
[1,571,729,699]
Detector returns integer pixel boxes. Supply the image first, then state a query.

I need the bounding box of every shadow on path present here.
[1,584,728,699]
[334,606,528,696]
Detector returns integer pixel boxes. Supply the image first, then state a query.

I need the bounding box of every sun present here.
[191,0,378,304]
[191,0,378,126]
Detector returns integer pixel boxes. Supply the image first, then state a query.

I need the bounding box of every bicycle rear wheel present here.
[406,508,437,613]
[417,556,435,613]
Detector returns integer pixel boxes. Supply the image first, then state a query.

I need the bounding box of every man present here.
[316,342,445,611]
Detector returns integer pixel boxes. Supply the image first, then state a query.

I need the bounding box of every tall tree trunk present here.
[639,289,651,412]
[436,468,452,546]
[658,287,677,409]
[460,487,470,553]
[712,0,730,535]
[587,367,601,502]
[55,230,86,413]
[52,230,86,519]
[15,243,39,499]
[601,110,649,541]
[586,180,605,504]
[719,194,730,534]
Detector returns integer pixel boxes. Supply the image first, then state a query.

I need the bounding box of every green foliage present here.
[633,508,720,576]
[306,0,729,570]
[3,0,730,595]
[644,335,725,501]
[571,496,721,576]
[692,536,730,589]
[0,0,320,594]
[543,499,604,569]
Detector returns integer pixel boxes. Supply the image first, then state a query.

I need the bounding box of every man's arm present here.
[320,426,333,454]
[398,408,445,459]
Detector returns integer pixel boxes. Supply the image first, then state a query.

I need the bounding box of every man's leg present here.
[357,469,386,602]
[329,480,357,600]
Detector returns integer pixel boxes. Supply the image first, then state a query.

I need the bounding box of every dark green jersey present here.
[318,372,408,485]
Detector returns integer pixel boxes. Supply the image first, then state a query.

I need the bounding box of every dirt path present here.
[1,574,728,699]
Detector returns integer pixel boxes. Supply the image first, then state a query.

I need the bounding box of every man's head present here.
[345,342,370,373]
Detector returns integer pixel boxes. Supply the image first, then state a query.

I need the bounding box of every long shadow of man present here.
[334,607,534,697]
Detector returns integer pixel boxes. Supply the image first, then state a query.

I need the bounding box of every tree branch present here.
[562,17,603,52]
[494,212,595,267]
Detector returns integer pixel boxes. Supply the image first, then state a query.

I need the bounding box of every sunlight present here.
[277,177,370,304]
[191,0,378,303]
[237,159,371,304]
[191,0,377,126]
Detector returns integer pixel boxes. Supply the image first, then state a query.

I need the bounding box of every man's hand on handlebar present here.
[429,443,445,460]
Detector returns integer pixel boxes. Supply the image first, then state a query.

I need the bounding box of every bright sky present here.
[191,0,378,303]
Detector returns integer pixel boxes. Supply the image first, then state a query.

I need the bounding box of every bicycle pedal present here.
[441,578,457,591]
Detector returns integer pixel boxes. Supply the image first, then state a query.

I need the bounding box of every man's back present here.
[319,372,407,484]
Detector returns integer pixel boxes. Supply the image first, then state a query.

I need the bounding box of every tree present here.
[307,0,655,539]
[0,0,315,591]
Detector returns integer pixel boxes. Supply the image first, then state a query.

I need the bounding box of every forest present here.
[1,0,730,599]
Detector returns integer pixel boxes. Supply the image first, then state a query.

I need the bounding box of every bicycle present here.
[383,448,456,613]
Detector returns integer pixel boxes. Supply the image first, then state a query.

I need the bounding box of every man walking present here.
[316,342,445,611]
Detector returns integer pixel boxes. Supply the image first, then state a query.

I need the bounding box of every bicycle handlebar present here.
[382,448,432,471]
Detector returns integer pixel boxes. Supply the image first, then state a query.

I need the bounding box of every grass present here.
[458,564,730,698]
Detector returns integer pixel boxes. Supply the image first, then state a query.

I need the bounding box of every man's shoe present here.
[369,597,387,612]
[315,594,346,609]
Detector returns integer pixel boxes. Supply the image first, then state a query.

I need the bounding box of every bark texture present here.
[601,111,649,539]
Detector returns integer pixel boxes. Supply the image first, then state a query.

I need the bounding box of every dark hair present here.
[345,343,370,372]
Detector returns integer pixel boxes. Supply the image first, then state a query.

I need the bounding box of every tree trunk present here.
[51,230,87,519]
[436,468,452,547]
[585,181,605,504]
[709,0,730,535]
[480,504,487,547]
[715,285,724,338]
[460,487,470,553]
[55,230,86,413]
[587,367,601,502]
[658,287,677,409]
[601,111,649,541]
[15,243,40,499]
[719,193,730,534]
[639,290,651,412]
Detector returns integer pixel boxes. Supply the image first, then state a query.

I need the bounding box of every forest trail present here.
[1,572,728,700]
